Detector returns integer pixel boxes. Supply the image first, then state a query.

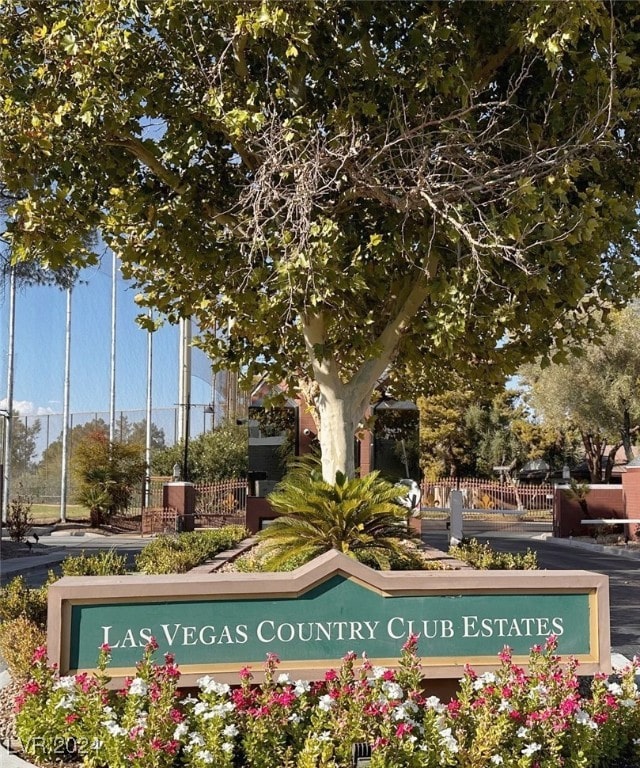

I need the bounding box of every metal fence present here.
[5,406,218,506]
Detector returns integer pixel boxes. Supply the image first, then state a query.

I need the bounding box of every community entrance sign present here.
[47,550,610,686]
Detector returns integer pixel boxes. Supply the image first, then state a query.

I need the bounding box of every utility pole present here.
[178,317,191,479]
[109,252,117,443]
[1,266,16,525]
[144,309,153,507]
[60,286,72,523]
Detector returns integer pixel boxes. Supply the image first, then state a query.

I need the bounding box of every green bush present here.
[0,616,46,681]
[450,537,539,569]
[60,549,128,576]
[135,525,247,574]
[0,574,54,627]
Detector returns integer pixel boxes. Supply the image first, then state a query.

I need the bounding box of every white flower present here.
[288,713,301,724]
[53,676,76,691]
[607,682,623,696]
[620,698,637,708]
[277,673,291,685]
[294,679,311,696]
[632,738,640,746]
[198,676,230,696]
[189,733,205,747]
[183,695,198,706]
[473,672,496,690]
[521,742,542,757]
[193,701,208,716]
[318,694,335,711]
[517,726,529,738]
[317,731,332,742]
[222,742,234,753]
[372,666,388,679]
[498,698,513,713]
[197,749,214,763]
[381,680,404,700]
[54,695,77,710]
[173,722,189,739]
[439,727,459,753]
[103,721,126,737]
[128,677,148,696]
[490,757,504,765]
[424,695,444,712]
[223,724,239,738]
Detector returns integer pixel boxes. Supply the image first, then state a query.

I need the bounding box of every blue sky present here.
[0,259,214,423]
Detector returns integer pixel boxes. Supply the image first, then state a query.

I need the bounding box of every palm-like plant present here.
[258,469,416,570]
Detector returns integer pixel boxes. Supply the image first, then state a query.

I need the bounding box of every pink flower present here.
[65,713,79,724]
[324,669,338,682]
[164,653,175,665]
[23,680,41,696]
[239,666,253,681]
[99,643,111,654]
[395,723,413,738]
[31,646,47,663]
[381,669,396,681]
[150,738,163,751]
[145,637,159,652]
[498,646,512,663]
[372,737,389,749]
[169,708,184,723]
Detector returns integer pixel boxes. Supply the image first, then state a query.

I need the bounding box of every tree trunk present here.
[314,386,364,481]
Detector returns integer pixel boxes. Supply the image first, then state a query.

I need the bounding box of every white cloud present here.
[0,398,55,417]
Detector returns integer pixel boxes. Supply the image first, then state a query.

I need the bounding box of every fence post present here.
[449,489,464,545]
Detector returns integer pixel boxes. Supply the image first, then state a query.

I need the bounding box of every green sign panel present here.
[69,574,590,670]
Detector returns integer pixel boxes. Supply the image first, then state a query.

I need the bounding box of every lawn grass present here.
[29,504,88,524]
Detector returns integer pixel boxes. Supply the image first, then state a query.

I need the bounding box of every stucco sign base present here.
[47,550,610,687]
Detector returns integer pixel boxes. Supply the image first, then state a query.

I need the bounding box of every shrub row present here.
[449,538,538,570]
[135,526,247,574]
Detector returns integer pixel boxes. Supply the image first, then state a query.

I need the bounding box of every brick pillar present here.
[622,460,640,540]
[163,482,196,532]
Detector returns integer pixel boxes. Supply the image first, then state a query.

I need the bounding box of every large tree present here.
[2,2,640,481]
[520,306,640,483]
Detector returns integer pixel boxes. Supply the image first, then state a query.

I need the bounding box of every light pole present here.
[1,265,16,525]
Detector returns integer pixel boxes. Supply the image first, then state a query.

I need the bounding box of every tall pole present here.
[109,252,117,442]
[60,286,72,523]
[178,317,191,479]
[144,309,153,507]
[1,266,16,524]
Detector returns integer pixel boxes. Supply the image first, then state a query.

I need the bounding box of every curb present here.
[0,550,70,577]
[536,533,640,561]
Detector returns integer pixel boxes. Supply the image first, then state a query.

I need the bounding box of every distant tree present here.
[520,307,640,483]
[71,429,146,526]
[152,423,247,482]
[419,390,479,480]
[5,413,40,477]
[122,418,166,451]
[419,389,579,481]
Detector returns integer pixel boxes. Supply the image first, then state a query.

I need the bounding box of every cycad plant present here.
[258,468,416,569]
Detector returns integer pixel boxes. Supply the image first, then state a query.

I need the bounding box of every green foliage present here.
[135,526,247,574]
[258,469,416,569]
[0,573,54,627]
[0,617,46,681]
[521,306,640,482]
[60,549,127,576]
[3,1,640,481]
[450,538,539,570]
[152,422,248,482]
[71,429,146,526]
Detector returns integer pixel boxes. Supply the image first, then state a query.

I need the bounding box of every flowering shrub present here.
[13,637,640,768]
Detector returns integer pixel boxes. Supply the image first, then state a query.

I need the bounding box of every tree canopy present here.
[520,305,640,483]
[2,1,640,480]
